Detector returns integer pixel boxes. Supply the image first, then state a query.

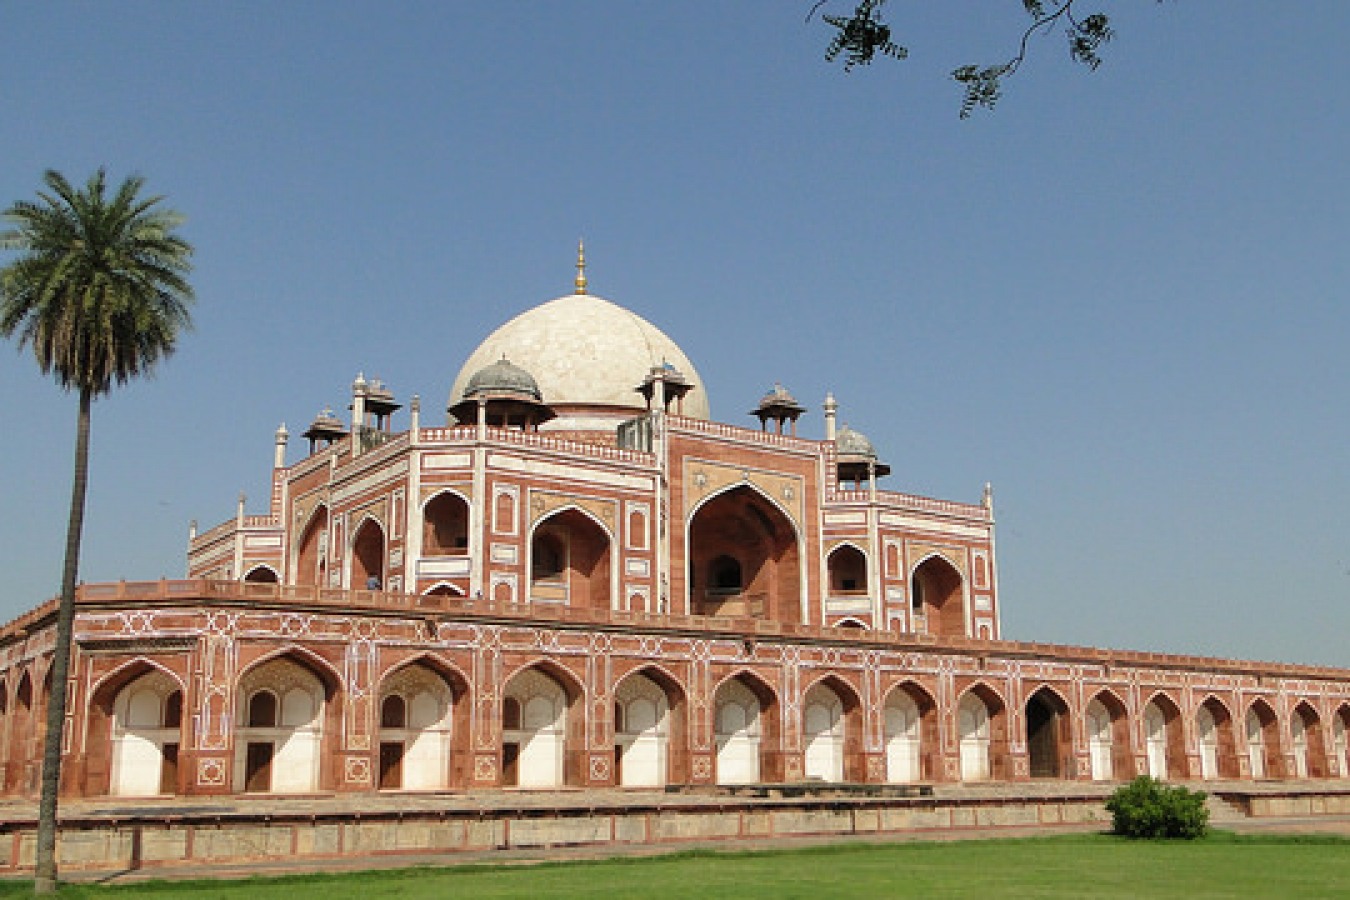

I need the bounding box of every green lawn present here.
[10,833,1350,900]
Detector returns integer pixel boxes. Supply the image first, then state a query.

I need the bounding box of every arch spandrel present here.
[291,491,330,536]
[420,483,473,506]
[907,545,967,580]
[528,492,618,536]
[682,460,804,529]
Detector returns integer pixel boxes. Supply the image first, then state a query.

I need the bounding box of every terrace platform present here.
[3,779,1350,882]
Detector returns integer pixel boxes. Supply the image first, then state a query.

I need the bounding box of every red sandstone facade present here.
[2,275,1347,799]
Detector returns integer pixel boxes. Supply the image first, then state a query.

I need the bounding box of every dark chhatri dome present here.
[463,356,543,402]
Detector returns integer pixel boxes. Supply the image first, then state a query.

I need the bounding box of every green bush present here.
[1106,776,1210,839]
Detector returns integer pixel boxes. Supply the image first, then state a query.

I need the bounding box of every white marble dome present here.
[450,293,710,420]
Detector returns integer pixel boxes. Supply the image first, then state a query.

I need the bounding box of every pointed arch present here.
[243,564,279,584]
[1024,685,1071,779]
[421,489,471,556]
[1333,704,1350,778]
[376,655,469,790]
[826,542,869,597]
[1291,701,1327,779]
[801,673,864,782]
[238,644,344,693]
[350,514,387,590]
[713,670,780,785]
[1245,697,1284,779]
[1195,695,1238,779]
[613,665,688,787]
[1142,691,1185,780]
[86,661,186,797]
[234,648,343,794]
[883,681,938,783]
[7,670,35,793]
[502,661,586,788]
[832,617,868,630]
[1085,689,1129,782]
[0,676,9,774]
[910,552,967,638]
[293,503,329,587]
[956,682,1007,781]
[527,505,615,611]
[687,482,805,624]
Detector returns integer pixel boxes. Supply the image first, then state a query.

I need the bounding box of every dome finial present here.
[574,239,588,294]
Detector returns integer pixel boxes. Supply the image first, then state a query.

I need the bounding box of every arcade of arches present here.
[4,633,1349,799]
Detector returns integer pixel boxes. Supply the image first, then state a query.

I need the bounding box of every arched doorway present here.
[958,689,998,781]
[826,545,868,598]
[911,555,965,638]
[1025,687,1070,779]
[234,657,331,793]
[884,683,935,784]
[1142,695,1183,780]
[8,673,33,792]
[803,682,845,782]
[106,670,183,796]
[1334,707,1350,778]
[689,486,801,623]
[502,666,578,788]
[1246,699,1282,779]
[377,662,458,791]
[714,675,775,785]
[294,506,328,587]
[1196,699,1236,780]
[1291,703,1325,779]
[529,509,612,609]
[0,680,7,784]
[244,565,278,584]
[351,517,386,590]
[422,491,470,556]
[613,671,678,788]
[1085,696,1117,781]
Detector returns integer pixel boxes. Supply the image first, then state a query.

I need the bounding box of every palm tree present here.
[0,169,194,893]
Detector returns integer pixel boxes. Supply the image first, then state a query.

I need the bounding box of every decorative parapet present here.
[828,488,990,523]
[416,426,656,467]
[669,415,821,455]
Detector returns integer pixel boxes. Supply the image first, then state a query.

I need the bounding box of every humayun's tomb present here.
[3,249,1349,840]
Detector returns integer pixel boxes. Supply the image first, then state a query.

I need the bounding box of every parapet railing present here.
[416,426,655,466]
[3,580,1348,683]
[669,416,821,454]
[828,489,990,522]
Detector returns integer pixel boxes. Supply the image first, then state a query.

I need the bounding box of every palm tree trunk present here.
[34,388,91,894]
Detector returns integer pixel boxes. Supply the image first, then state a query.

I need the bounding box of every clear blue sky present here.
[1,2,1347,666]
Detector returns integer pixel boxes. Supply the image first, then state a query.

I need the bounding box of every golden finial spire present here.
[574,239,587,295]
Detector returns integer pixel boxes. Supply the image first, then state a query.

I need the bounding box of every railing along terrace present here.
[416,426,655,466]
[669,415,820,454]
[0,579,1341,683]
[828,488,990,522]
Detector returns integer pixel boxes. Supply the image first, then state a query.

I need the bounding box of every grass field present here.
[6,833,1350,899]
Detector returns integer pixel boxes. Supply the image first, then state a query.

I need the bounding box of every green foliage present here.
[0,169,195,396]
[809,1,1123,117]
[817,0,907,71]
[1106,776,1211,839]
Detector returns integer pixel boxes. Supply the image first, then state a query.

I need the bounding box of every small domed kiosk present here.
[835,425,890,487]
[448,356,555,431]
